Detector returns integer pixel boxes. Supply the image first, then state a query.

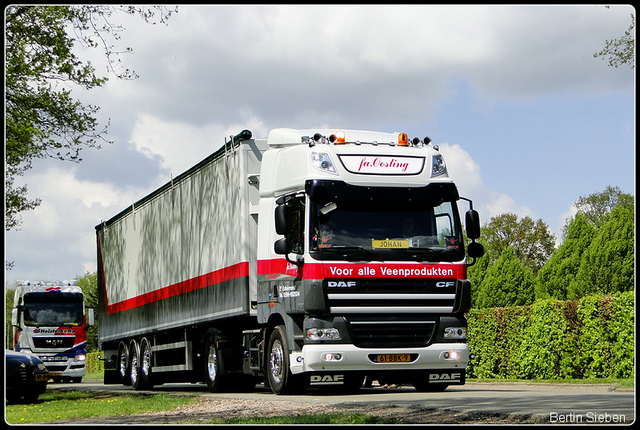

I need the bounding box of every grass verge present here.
[5,390,198,424]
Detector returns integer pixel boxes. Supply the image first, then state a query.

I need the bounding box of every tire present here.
[116,341,131,386]
[413,378,449,392]
[139,337,154,389]
[203,334,224,392]
[266,325,302,395]
[129,339,143,390]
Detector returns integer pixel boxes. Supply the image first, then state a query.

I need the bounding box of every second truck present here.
[96,128,484,394]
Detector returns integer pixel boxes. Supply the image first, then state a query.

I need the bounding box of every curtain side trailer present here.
[96,129,484,394]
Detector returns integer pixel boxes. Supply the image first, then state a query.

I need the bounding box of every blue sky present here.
[5,5,635,285]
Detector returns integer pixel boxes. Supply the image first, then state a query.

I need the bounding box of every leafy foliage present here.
[468,292,634,380]
[570,205,634,299]
[4,5,176,231]
[481,213,556,273]
[76,272,99,352]
[535,214,595,301]
[475,246,534,308]
[473,186,633,307]
[594,12,635,69]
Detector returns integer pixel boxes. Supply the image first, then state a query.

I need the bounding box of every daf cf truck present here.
[96,128,484,394]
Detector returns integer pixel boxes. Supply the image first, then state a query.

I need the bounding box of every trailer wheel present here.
[266,325,302,395]
[139,337,154,389]
[203,335,224,392]
[129,339,143,390]
[116,341,131,385]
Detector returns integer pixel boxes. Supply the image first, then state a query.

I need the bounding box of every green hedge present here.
[86,351,105,374]
[467,291,634,380]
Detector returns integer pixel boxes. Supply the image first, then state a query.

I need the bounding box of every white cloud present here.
[129,113,269,175]
[439,142,535,223]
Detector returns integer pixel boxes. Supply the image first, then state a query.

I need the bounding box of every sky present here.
[4,4,635,286]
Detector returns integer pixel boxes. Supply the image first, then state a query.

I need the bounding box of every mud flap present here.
[426,369,465,385]
[306,372,364,391]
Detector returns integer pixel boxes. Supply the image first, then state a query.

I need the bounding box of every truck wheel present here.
[267,325,302,395]
[139,337,154,389]
[129,339,143,390]
[117,341,131,385]
[203,335,224,392]
[413,379,449,392]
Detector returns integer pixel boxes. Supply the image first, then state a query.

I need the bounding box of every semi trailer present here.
[96,128,484,394]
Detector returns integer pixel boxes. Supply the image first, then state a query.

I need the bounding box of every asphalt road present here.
[50,379,635,424]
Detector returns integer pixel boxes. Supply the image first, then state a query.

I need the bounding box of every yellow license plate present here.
[376,354,412,363]
[35,374,49,382]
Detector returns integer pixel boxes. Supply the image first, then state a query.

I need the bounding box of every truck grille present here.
[346,315,437,348]
[33,337,76,348]
[326,278,457,314]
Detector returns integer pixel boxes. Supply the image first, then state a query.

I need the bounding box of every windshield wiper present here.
[320,246,384,261]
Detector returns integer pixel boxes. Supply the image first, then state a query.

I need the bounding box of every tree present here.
[467,238,490,308]
[562,186,634,239]
[482,213,556,274]
[76,272,99,352]
[6,287,16,349]
[5,5,177,231]
[475,246,535,308]
[569,205,635,299]
[535,214,596,301]
[594,12,635,69]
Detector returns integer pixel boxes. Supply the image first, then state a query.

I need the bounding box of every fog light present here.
[443,351,460,360]
[322,352,343,362]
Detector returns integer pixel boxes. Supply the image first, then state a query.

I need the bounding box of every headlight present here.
[431,154,447,177]
[444,327,467,339]
[307,328,341,341]
[37,362,47,371]
[311,151,337,174]
[75,353,86,362]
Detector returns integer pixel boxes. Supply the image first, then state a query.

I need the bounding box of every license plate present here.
[375,354,412,363]
[34,374,49,382]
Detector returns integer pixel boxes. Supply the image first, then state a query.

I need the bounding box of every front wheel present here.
[266,325,302,395]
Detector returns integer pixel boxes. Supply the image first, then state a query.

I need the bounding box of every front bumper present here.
[290,342,468,374]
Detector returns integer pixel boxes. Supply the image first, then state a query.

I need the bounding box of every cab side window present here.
[285,197,305,254]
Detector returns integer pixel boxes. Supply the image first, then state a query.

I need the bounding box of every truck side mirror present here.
[11,308,18,326]
[467,241,485,259]
[275,204,290,235]
[274,238,291,255]
[87,308,95,327]
[465,209,481,240]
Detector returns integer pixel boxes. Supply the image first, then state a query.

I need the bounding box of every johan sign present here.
[338,155,425,175]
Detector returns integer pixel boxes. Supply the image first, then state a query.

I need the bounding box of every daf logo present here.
[429,372,461,381]
[435,281,455,288]
[310,374,344,385]
[327,281,356,288]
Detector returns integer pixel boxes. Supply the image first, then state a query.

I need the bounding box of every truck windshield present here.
[306,180,465,262]
[23,294,84,327]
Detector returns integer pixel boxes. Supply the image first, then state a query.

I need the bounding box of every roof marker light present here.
[398,133,409,146]
[335,131,346,144]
